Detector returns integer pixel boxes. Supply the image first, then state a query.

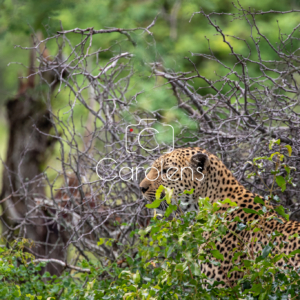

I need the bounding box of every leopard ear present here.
[190,153,209,172]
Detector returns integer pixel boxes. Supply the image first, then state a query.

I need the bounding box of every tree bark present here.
[0,44,68,275]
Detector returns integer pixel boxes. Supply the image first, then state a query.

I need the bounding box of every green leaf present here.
[288,232,299,239]
[166,245,175,258]
[133,270,141,284]
[211,249,224,261]
[183,189,194,195]
[273,217,284,224]
[221,198,237,207]
[243,259,252,267]
[273,253,284,263]
[165,187,173,204]
[164,204,177,217]
[190,262,201,276]
[253,156,269,162]
[98,238,105,246]
[243,208,261,215]
[270,152,284,161]
[249,282,263,294]
[261,206,267,214]
[261,244,272,259]
[259,291,268,300]
[232,252,244,263]
[274,205,289,221]
[273,195,280,202]
[16,285,21,297]
[285,145,292,156]
[233,216,242,222]
[237,223,247,231]
[290,249,300,256]
[254,196,264,205]
[155,185,165,200]
[175,262,186,272]
[218,224,227,235]
[276,175,286,192]
[269,139,280,150]
[146,199,163,209]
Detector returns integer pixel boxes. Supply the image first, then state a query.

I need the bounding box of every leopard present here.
[139,147,300,284]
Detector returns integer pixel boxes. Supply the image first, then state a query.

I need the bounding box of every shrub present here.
[1,196,299,299]
[1,140,300,299]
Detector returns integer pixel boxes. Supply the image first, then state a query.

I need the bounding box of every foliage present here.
[1,209,299,299]
[1,149,300,300]
[247,139,296,206]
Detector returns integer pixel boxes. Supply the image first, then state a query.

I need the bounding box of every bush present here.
[1,197,300,299]
[1,140,300,299]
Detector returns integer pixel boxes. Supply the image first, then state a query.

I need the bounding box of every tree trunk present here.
[0,43,68,275]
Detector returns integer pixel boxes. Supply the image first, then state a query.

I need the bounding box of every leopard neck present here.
[197,159,254,205]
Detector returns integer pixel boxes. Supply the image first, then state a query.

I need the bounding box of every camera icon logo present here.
[125,119,174,154]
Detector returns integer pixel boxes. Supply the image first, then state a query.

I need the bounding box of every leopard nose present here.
[140,181,150,194]
[140,186,149,193]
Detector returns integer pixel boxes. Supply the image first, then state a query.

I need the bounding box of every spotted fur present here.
[140,147,300,283]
